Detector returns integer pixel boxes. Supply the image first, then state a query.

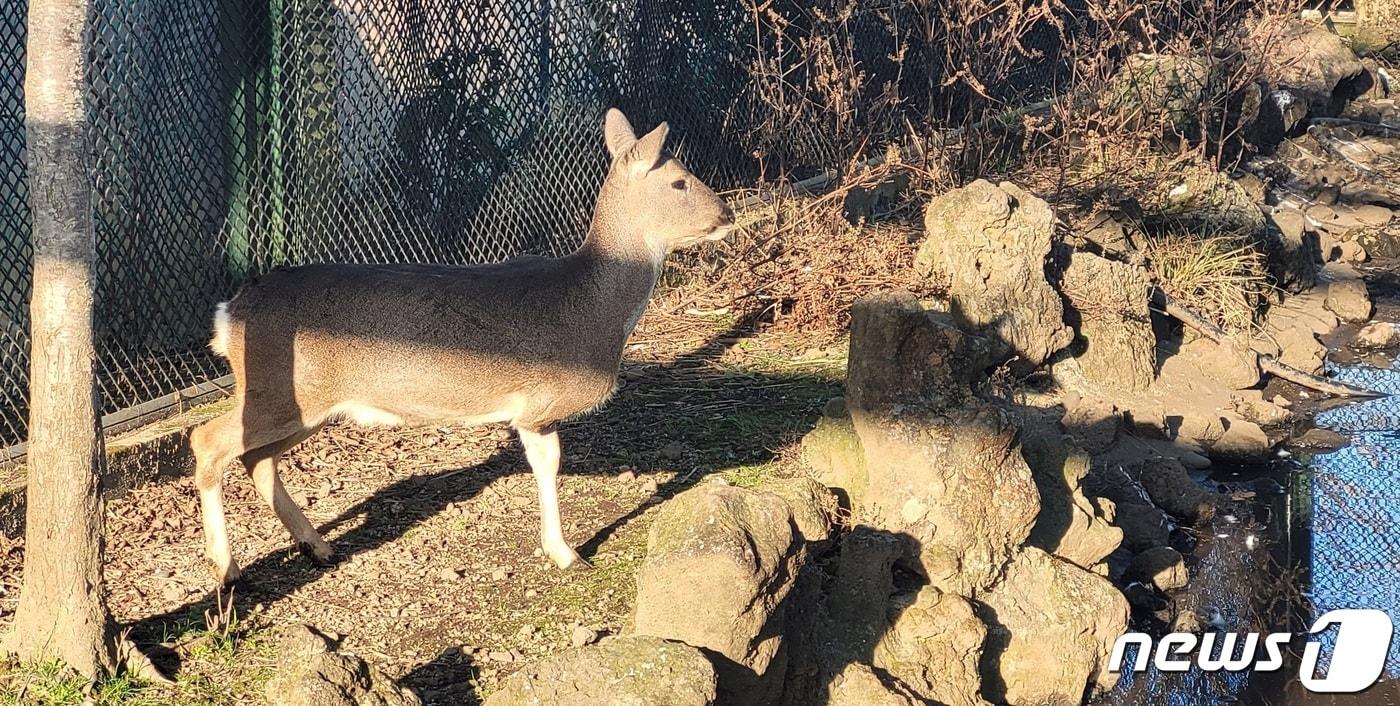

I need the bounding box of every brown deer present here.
[192,108,734,584]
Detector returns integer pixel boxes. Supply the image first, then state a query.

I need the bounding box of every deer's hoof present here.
[298,541,337,566]
[555,552,594,572]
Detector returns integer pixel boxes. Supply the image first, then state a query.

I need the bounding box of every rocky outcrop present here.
[836,292,1041,596]
[796,290,1126,706]
[632,482,807,706]
[483,636,718,706]
[1059,251,1156,392]
[266,624,421,706]
[917,180,1073,368]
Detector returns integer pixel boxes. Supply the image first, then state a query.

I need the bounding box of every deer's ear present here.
[625,121,669,176]
[604,108,637,160]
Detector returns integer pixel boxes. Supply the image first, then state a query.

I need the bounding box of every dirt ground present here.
[0,306,848,705]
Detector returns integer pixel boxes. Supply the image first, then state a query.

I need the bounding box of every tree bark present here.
[3,0,117,678]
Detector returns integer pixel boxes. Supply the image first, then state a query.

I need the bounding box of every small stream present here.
[1100,283,1400,705]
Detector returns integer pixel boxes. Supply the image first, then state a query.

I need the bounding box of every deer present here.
[191,108,735,584]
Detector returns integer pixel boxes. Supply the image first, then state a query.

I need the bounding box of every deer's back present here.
[221,260,629,429]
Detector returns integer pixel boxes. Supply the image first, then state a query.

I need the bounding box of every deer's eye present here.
[671,179,687,191]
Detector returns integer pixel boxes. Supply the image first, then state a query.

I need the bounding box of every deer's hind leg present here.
[241,426,333,564]
[191,404,313,584]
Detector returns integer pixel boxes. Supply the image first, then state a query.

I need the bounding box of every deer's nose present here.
[717,207,735,228]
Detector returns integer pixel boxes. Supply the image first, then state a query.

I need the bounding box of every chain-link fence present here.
[0,0,1076,452]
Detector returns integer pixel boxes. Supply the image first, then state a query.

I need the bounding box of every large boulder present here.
[1100,53,1213,132]
[1251,18,1367,114]
[978,548,1130,705]
[1021,432,1123,570]
[265,624,420,706]
[917,180,1074,367]
[850,405,1041,596]
[873,587,991,706]
[825,664,921,706]
[846,291,995,411]
[483,636,718,706]
[632,482,804,706]
[1058,251,1156,391]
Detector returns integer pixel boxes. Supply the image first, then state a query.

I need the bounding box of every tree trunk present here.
[4,0,116,678]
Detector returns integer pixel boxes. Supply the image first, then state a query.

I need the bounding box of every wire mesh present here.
[0,0,1074,447]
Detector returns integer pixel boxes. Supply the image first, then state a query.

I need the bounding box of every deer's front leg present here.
[517,426,590,570]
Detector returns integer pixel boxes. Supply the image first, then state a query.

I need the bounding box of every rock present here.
[570,625,598,649]
[632,483,804,706]
[1248,87,1311,145]
[1252,17,1367,113]
[825,663,921,706]
[1021,432,1123,569]
[1059,252,1156,391]
[850,404,1040,596]
[845,290,995,411]
[917,180,1074,367]
[1179,336,1261,390]
[1266,208,1319,293]
[1295,427,1349,451]
[1279,327,1328,375]
[825,528,908,658]
[1338,240,1369,264]
[1100,53,1214,132]
[873,587,991,706]
[753,476,838,550]
[1123,582,1167,611]
[814,291,1042,596]
[1353,204,1394,226]
[483,636,718,706]
[1109,499,1170,553]
[1129,457,1216,523]
[978,548,1130,704]
[1355,322,1400,349]
[266,624,421,706]
[1208,418,1272,460]
[1131,547,1190,591]
[1061,394,1123,455]
[1357,229,1400,259]
[1235,396,1295,427]
[801,412,868,507]
[1325,278,1373,322]
[1160,168,1266,235]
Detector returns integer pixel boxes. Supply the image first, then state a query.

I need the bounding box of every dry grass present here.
[1144,227,1270,333]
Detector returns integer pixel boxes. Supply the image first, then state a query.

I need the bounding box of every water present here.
[1102,332,1400,705]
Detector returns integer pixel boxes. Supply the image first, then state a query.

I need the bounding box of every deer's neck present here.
[573,193,665,340]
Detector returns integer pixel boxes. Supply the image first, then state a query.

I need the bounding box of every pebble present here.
[517,624,537,641]
[639,478,659,495]
[438,567,462,582]
[616,469,637,482]
[487,650,514,663]
[570,625,598,648]
[153,567,173,579]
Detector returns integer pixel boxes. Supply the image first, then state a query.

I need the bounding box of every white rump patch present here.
[329,402,406,427]
[209,302,232,357]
